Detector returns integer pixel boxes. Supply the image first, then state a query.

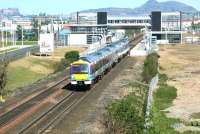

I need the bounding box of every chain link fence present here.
[145,74,159,129]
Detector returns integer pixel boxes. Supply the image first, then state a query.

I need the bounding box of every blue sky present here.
[0,0,199,14]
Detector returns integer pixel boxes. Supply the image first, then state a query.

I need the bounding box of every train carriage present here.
[70,37,129,86]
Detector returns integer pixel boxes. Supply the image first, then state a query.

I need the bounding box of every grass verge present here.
[0,41,37,47]
[147,74,200,134]
[6,66,44,94]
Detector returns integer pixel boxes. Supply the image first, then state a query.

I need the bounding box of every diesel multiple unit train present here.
[70,37,130,86]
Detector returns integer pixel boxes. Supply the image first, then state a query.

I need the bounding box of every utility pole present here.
[5,30,7,47]
[11,30,15,46]
[2,31,4,48]
[192,15,195,44]
[38,20,40,42]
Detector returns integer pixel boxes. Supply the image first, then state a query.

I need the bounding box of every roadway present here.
[0,46,39,61]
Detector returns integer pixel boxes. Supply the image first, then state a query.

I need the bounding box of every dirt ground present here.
[159,44,200,131]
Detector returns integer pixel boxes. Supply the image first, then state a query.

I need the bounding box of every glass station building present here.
[151,11,182,44]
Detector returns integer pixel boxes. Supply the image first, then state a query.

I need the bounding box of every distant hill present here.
[133,0,197,14]
[0,8,21,16]
[81,7,135,16]
[80,0,198,16]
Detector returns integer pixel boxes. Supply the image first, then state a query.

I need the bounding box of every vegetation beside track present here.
[103,83,146,134]
[103,52,200,134]
[142,53,159,83]
[103,53,159,134]
[55,50,79,72]
[0,58,9,102]
[2,48,82,99]
[146,73,179,134]
[146,73,200,134]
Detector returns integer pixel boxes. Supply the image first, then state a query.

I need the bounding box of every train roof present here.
[79,37,128,64]
[72,59,89,65]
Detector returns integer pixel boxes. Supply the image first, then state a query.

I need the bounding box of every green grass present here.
[154,84,177,110]
[4,57,58,96]
[16,41,38,45]
[0,41,37,47]
[30,58,57,70]
[5,66,44,93]
[147,74,200,134]
[142,53,159,83]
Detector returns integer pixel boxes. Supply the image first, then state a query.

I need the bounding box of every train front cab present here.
[70,60,93,86]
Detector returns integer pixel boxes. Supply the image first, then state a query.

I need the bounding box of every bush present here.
[0,58,9,100]
[64,51,79,62]
[103,89,146,134]
[55,51,79,72]
[158,73,168,85]
[142,53,159,83]
[54,58,70,72]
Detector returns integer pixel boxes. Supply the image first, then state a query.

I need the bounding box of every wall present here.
[68,34,87,46]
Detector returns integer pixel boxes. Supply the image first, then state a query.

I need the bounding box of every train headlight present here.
[71,75,75,80]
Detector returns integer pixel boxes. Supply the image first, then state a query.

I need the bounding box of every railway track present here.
[0,34,143,134]
[19,35,144,134]
[18,87,94,134]
[0,77,69,130]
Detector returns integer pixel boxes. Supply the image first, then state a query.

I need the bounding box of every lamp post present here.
[2,30,4,48]
[5,30,7,47]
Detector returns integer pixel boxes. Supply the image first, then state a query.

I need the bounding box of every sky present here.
[0,0,199,14]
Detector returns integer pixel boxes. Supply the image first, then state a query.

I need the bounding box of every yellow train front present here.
[70,60,93,85]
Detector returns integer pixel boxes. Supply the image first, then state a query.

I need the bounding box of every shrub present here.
[0,58,9,101]
[64,51,79,62]
[158,73,168,84]
[155,74,177,110]
[54,58,70,72]
[103,91,146,134]
[142,53,159,83]
[55,51,79,72]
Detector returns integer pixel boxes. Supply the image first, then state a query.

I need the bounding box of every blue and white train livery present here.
[70,37,130,85]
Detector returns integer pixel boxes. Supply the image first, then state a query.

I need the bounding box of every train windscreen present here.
[71,64,89,74]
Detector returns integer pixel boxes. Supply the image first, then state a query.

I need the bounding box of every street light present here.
[5,30,7,47]
[2,30,4,48]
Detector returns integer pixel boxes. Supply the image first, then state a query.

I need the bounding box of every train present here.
[70,37,130,86]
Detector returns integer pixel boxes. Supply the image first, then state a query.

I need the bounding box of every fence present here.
[145,74,159,129]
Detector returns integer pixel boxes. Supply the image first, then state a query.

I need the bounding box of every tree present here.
[31,19,41,41]
[0,57,9,102]
[55,51,79,72]
[64,51,79,62]
[16,25,22,41]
